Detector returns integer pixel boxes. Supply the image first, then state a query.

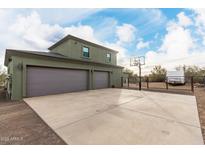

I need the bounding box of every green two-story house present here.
[4,35,123,100]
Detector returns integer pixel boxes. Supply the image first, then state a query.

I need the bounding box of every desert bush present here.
[176,65,205,83]
[148,65,166,82]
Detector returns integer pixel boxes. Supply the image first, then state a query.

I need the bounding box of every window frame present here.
[106,53,111,63]
[82,46,90,58]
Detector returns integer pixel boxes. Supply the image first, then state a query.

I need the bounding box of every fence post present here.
[121,77,123,88]
[128,77,129,88]
[191,76,194,92]
[166,77,168,90]
[147,77,149,89]
[139,76,142,90]
[204,76,205,87]
[135,77,138,90]
[136,77,138,86]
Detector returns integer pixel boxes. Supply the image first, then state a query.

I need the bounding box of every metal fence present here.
[121,76,205,94]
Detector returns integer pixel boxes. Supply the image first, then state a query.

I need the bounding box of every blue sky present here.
[0,8,205,73]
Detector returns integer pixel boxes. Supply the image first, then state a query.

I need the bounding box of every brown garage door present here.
[94,71,109,89]
[26,66,88,97]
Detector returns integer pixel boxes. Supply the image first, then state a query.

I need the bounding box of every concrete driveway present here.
[24,88,203,144]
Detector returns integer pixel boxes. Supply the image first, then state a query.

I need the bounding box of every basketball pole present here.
[139,61,141,91]
[130,56,145,91]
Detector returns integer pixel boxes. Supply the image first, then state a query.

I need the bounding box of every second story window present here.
[106,53,111,62]
[82,46,90,58]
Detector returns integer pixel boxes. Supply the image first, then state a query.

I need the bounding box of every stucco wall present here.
[50,39,117,65]
[8,55,123,100]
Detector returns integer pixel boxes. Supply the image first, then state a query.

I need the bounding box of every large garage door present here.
[94,71,109,89]
[26,66,88,97]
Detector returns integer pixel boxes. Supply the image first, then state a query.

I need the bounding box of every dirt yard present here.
[0,89,66,145]
[194,88,205,143]
[124,82,193,95]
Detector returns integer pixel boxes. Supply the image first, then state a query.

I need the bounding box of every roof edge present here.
[4,49,124,69]
[48,35,119,53]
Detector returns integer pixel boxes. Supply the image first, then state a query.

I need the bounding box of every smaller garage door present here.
[94,71,109,89]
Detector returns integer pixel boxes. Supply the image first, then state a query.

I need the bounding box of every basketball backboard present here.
[130,57,139,66]
[130,56,145,66]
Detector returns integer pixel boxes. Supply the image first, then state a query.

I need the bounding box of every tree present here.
[123,68,134,77]
[0,66,7,87]
[175,65,205,83]
[175,65,205,76]
[123,68,139,83]
[149,65,167,82]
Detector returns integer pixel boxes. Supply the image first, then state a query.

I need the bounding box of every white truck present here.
[166,70,185,85]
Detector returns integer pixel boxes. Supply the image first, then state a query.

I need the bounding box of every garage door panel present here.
[27,67,88,97]
[94,71,109,89]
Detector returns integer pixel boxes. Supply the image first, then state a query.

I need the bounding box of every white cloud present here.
[193,9,205,46]
[0,9,6,19]
[1,9,205,76]
[147,9,166,23]
[116,23,136,44]
[177,12,192,27]
[193,9,205,27]
[64,25,97,43]
[0,10,101,66]
[0,9,167,71]
[161,21,193,57]
[9,12,63,50]
[0,10,129,68]
[105,42,128,65]
[136,9,167,36]
[143,11,205,74]
[94,17,118,41]
[1,11,103,52]
[136,40,150,50]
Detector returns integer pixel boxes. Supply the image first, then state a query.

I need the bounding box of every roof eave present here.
[48,35,119,53]
[4,49,124,69]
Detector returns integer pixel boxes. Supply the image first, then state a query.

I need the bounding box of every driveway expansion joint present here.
[119,106,201,129]
[55,96,144,130]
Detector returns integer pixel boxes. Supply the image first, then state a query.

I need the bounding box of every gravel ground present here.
[194,87,205,144]
[124,83,193,95]
[0,89,66,144]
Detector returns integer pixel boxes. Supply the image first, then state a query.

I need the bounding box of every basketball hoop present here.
[130,56,145,66]
[139,56,145,65]
[130,57,139,66]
